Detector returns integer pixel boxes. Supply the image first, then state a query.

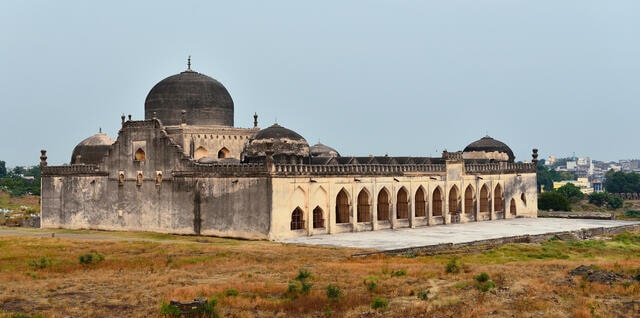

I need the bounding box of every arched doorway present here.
[449,186,459,223]
[494,184,504,212]
[335,189,350,224]
[396,187,409,219]
[217,147,230,159]
[510,198,517,216]
[415,187,426,217]
[479,185,489,213]
[377,188,390,221]
[357,189,371,222]
[291,207,304,230]
[464,185,475,215]
[313,206,325,228]
[432,187,443,216]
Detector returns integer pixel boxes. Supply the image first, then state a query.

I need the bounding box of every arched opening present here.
[217,147,230,159]
[415,187,426,217]
[194,146,208,160]
[464,185,475,214]
[357,189,371,222]
[313,206,324,228]
[521,193,527,206]
[335,189,350,224]
[449,186,459,214]
[290,207,304,230]
[510,198,517,215]
[134,148,146,161]
[479,185,489,213]
[494,184,504,212]
[432,187,443,216]
[377,188,390,221]
[396,187,409,219]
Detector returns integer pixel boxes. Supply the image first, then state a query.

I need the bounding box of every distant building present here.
[40,61,539,240]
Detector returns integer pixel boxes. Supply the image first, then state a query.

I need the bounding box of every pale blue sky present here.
[1,1,639,167]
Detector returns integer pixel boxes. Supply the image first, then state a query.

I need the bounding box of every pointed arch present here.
[217,147,230,159]
[290,207,304,230]
[292,186,306,209]
[480,184,489,213]
[396,187,409,219]
[313,206,325,228]
[464,185,475,214]
[357,188,371,222]
[449,185,459,214]
[377,188,391,221]
[432,186,443,216]
[521,193,527,206]
[415,186,427,217]
[194,146,208,160]
[335,188,350,224]
[134,148,146,161]
[494,184,504,212]
[510,198,517,215]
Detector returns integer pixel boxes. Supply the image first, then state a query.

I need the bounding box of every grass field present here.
[0,228,639,317]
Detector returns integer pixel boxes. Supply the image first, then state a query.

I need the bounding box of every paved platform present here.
[280,218,640,250]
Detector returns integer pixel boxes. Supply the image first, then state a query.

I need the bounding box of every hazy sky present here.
[1,1,639,167]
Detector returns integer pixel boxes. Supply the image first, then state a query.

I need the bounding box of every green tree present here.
[538,191,570,211]
[588,192,623,209]
[536,164,554,192]
[556,183,584,203]
[604,170,640,193]
[0,160,6,177]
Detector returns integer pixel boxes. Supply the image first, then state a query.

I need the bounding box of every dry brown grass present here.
[0,228,639,317]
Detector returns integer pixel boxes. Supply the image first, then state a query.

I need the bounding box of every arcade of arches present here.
[291,183,528,232]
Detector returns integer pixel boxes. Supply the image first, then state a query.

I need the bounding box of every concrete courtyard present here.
[280,218,640,250]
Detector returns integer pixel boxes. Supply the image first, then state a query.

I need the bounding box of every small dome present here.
[243,123,309,163]
[310,143,340,158]
[71,132,114,165]
[463,136,515,162]
[144,68,234,126]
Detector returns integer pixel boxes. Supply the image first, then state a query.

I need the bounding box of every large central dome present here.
[144,68,234,126]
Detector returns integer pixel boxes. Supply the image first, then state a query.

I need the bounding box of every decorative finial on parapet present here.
[532,148,539,165]
[121,114,126,125]
[253,112,258,128]
[128,114,132,121]
[40,150,47,168]
[152,112,157,120]
[181,110,186,125]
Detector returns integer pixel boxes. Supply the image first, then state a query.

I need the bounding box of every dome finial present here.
[187,55,191,70]
[253,112,258,128]
[99,127,102,133]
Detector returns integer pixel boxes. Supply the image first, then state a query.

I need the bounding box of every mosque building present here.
[40,60,539,240]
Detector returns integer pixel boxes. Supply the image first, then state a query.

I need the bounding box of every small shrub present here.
[296,268,312,281]
[79,253,104,265]
[416,289,430,301]
[479,281,496,292]
[371,297,388,311]
[160,301,181,317]
[286,281,299,296]
[364,276,378,292]
[445,257,462,274]
[474,272,490,283]
[390,269,406,277]
[223,289,239,297]
[201,298,219,318]
[300,281,312,295]
[326,284,342,301]
[29,257,51,269]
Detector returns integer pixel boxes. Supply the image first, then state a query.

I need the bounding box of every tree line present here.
[0,160,41,196]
